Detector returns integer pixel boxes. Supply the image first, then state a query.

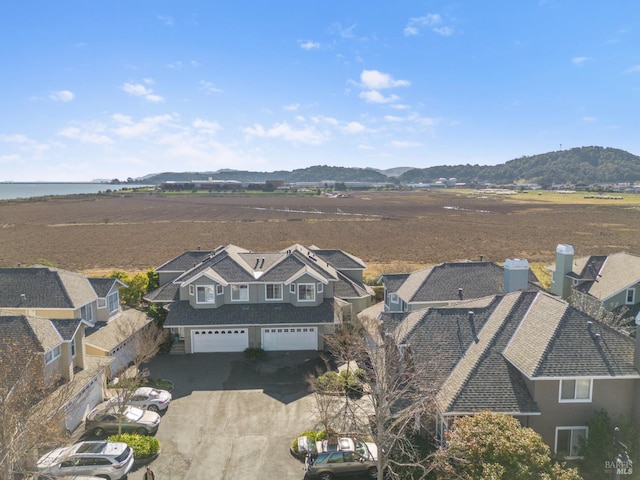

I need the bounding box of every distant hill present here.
[138,146,640,187]
[398,146,640,186]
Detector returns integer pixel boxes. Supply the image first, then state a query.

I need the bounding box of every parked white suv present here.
[36,441,134,480]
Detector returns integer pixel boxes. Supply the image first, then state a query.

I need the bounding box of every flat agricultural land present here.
[1,189,639,280]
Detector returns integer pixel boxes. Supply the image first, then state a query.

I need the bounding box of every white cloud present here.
[283,103,300,111]
[1,133,51,156]
[167,61,183,69]
[360,70,410,90]
[0,134,30,143]
[193,118,220,134]
[389,140,422,148]
[384,115,404,122]
[58,126,113,145]
[390,104,411,110]
[0,153,20,163]
[112,113,176,138]
[581,116,597,123]
[121,81,164,102]
[342,122,366,134]
[157,15,174,26]
[358,144,375,150]
[50,90,74,102]
[200,80,222,94]
[572,56,590,66]
[243,122,326,144]
[404,13,453,37]
[359,90,400,104]
[299,40,320,50]
[625,65,640,74]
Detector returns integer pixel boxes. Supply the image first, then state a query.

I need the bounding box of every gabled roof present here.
[573,252,640,301]
[0,267,96,309]
[0,315,44,384]
[393,290,638,417]
[50,318,83,341]
[85,309,152,352]
[333,272,372,300]
[89,277,125,298]
[164,299,337,327]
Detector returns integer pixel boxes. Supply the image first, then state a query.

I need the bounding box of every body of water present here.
[0,183,153,200]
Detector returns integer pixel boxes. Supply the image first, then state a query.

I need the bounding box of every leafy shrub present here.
[244,347,266,360]
[291,429,329,453]
[142,378,174,391]
[107,433,160,459]
[316,370,364,397]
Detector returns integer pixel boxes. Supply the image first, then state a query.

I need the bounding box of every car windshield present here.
[148,389,161,397]
[354,440,368,457]
[124,407,144,421]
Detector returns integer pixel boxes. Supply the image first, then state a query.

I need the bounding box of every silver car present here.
[108,386,172,413]
[85,405,160,437]
[36,441,134,480]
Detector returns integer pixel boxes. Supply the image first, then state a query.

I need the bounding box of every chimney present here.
[504,258,529,293]
[479,255,484,262]
[551,244,575,299]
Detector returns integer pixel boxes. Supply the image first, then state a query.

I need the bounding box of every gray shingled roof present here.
[0,315,45,385]
[333,272,371,299]
[574,252,640,300]
[144,282,179,303]
[155,250,216,272]
[0,267,99,311]
[85,309,152,352]
[89,278,120,298]
[50,318,82,341]
[310,249,366,270]
[380,273,410,294]
[164,299,337,327]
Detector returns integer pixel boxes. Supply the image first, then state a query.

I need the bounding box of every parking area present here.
[124,351,324,480]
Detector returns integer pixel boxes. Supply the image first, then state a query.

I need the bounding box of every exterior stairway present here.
[169,340,186,355]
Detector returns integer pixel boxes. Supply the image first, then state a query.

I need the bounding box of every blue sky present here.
[1,1,639,181]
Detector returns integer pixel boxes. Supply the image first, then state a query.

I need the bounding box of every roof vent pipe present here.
[468,311,479,343]
[458,288,464,300]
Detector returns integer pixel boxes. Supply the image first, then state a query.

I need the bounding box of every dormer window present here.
[196,285,216,304]
[44,344,61,364]
[389,293,399,304]
[107,292,119,314]
[80,304,93,323]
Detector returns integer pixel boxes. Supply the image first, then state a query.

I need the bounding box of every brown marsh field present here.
[0,189,639,281]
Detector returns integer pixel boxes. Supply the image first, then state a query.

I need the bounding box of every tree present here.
[578,409,639,480]
[109,271,149,307]
[569,290,632,332]
[106,316,169,434]
[0,332,75,479]
[319,317,437,480]
[434,412,583,480]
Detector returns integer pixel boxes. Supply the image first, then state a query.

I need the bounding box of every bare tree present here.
[0,340,74,479]
[569,290,632,331]
[320,315,437,480]
[106,313,169,434]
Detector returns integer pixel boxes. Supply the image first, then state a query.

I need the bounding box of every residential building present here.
[145,244,373,353]
[549,243,640,323]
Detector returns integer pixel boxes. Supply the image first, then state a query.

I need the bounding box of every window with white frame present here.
[97,298,107,309]
[390,293,399,304]
[317,282,323,294]
[196,285,216,304]
[298,283,315,302]
[44,344,61,364]
[231,284,249,301]
[555,426,588,458]
[626,288,635,305]
[559,378,592,402]
[265,283,283,301]
[71,340,76,358]
[216,284,224,295]
[107,292,119,314]
[189,284,194,295]
[80,304,93,323]
[290,284,296,294]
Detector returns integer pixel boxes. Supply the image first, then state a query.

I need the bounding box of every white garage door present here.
[261,326,318,351]
[192,328,249,352]
[65,375,103,431]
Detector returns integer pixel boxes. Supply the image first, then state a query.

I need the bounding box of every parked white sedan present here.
[109,386,172,412]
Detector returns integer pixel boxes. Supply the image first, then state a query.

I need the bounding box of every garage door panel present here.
[261,327,317,351]
[192,328,248,352]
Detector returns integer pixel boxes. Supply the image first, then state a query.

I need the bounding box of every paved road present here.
[125,351,324,480]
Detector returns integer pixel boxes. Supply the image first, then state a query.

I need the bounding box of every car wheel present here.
[96,475,110,480]
[367,466,378,478]
[148,405,159,413]
[136,427,148,435]
[319,472,333,480]
[93,427,106,437]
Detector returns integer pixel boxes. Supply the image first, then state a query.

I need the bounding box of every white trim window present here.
[189,285,195,296]
[317,283,323,294]
[625,288,635,305]
[555,426,588,458]
[559,378,592,402]
[97,298,107,309]
[80,304,93,323]
[265,283,283,301]
[107,292,119,314]
[196,285,216,304]
[71,340,76,358]
[298,283,315,302]
[231,284,249,302]
[216,284,224,295]
[44,344,62,365]
[290,283,296,294]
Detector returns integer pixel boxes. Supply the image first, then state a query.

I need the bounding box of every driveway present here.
[125,351,324,480]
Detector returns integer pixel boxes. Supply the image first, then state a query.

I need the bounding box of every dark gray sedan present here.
[85,405,161,437]
[305,451,378,480]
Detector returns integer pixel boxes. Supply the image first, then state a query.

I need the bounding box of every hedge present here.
[107,433,160,459]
